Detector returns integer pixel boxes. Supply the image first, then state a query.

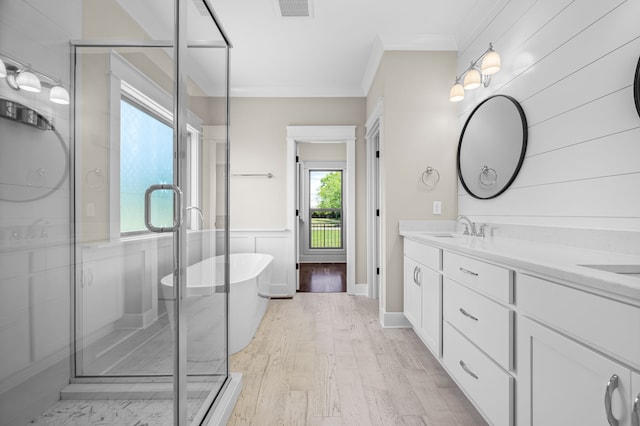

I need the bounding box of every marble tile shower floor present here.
[28,398,203,425]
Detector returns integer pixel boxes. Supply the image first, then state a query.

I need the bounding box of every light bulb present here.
[481,50,501,75]
[50,85,70,105]
[449,83,464,102]
[16,70,41,92]
[463,69,482,90]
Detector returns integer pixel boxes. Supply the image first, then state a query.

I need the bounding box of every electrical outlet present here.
[432,201,442,215]
[86,203,95,217]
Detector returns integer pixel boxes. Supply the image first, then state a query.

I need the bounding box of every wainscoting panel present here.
[230,229,291,296]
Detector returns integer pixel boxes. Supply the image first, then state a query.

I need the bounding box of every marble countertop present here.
[400,225,640,304]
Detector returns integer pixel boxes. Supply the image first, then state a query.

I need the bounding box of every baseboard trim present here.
[379,307,411,328]
[351,283,368,296]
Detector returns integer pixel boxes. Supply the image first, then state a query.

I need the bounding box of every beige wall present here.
[367,50,459,313]
[210,97,367,283]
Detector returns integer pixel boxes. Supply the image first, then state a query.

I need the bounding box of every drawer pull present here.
[604,374,619,426]
[459,267,478,277]
[459,307,479,321]
[632,393,639,426]
[459,360,479,379]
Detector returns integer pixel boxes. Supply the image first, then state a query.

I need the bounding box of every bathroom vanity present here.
[401,225,640,426]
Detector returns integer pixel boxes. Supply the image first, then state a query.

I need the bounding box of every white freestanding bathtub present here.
[160,253,273,354]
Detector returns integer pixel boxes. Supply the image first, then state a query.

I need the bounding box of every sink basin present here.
[580,264,640,279]
[419,232,459,238]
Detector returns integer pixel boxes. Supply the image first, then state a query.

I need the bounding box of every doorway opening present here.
[285,126,357,296]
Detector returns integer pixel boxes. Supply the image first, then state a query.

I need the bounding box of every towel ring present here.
[479,166,497,187]
[421,167,440,189]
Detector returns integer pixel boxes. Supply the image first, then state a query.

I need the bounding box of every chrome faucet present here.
[456,215,476,236]
[185,206,204,228]
[27,218,50,238]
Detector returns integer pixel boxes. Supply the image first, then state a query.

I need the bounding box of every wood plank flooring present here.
[229,293,488,425]
[299,263,346,293]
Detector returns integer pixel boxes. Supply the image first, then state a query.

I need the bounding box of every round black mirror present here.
[457,94,527,199]
[0,98,69,202]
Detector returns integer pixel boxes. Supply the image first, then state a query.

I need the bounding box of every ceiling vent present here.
[276,0,312,17]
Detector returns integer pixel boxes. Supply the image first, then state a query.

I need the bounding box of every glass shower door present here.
[72,1,230,425]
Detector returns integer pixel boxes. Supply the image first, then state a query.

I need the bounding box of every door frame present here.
[286,126,356,295]
[365,99,384,304]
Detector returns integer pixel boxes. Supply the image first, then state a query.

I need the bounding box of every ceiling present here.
[212,0,507,97]
[120,0,507,97]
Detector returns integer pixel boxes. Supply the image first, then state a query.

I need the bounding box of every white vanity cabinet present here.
[442,251,514,426]
[403,239,442,356]
[401,229,640,426]
[517,273,640,426]
[80,247,124,338]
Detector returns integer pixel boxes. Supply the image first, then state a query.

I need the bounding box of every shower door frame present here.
[69,1,232,424]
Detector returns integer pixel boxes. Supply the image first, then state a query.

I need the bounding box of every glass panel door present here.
[301,164,347,262]
[72,1,230,425]
[73,44,179,424]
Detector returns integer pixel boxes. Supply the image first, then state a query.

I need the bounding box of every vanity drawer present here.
[443,278,512,370]
[404,239,441,271]
[518,273,640,370]
[443,322,513,426]
[443,251,512,303]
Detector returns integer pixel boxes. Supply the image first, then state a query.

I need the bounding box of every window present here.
[120,97,174,234]
[109,52,202,238]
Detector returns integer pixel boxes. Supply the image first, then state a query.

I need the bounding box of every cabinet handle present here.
[632,393,640,426]
[604,374,619,426]
[416,268,422,286]
[459,267,479,277]
[414,267,421,287]
[459,360,479,379]
[459,308,479,321]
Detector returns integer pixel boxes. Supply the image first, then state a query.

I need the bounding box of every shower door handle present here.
[144,184,183,232]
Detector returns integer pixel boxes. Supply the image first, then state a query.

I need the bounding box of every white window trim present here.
[108,51,202,240]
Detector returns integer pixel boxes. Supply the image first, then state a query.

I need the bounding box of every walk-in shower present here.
[0,1,234,425]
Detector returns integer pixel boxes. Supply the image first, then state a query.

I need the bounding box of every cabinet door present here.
[82,256,123,337]
[517,317,631,426]
[403,257,421,328]
[420,267,441,356]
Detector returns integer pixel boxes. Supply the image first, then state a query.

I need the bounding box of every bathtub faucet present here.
[185,206,204,228]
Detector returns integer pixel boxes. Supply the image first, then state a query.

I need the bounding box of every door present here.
[517,318,631,426]
[300,162,346,262]
[72,1,230,425]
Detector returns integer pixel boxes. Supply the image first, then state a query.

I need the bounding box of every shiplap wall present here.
[456,0,640,231]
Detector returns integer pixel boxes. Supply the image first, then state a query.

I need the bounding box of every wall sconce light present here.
[0,52,70,105]
[449,43,501,102]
